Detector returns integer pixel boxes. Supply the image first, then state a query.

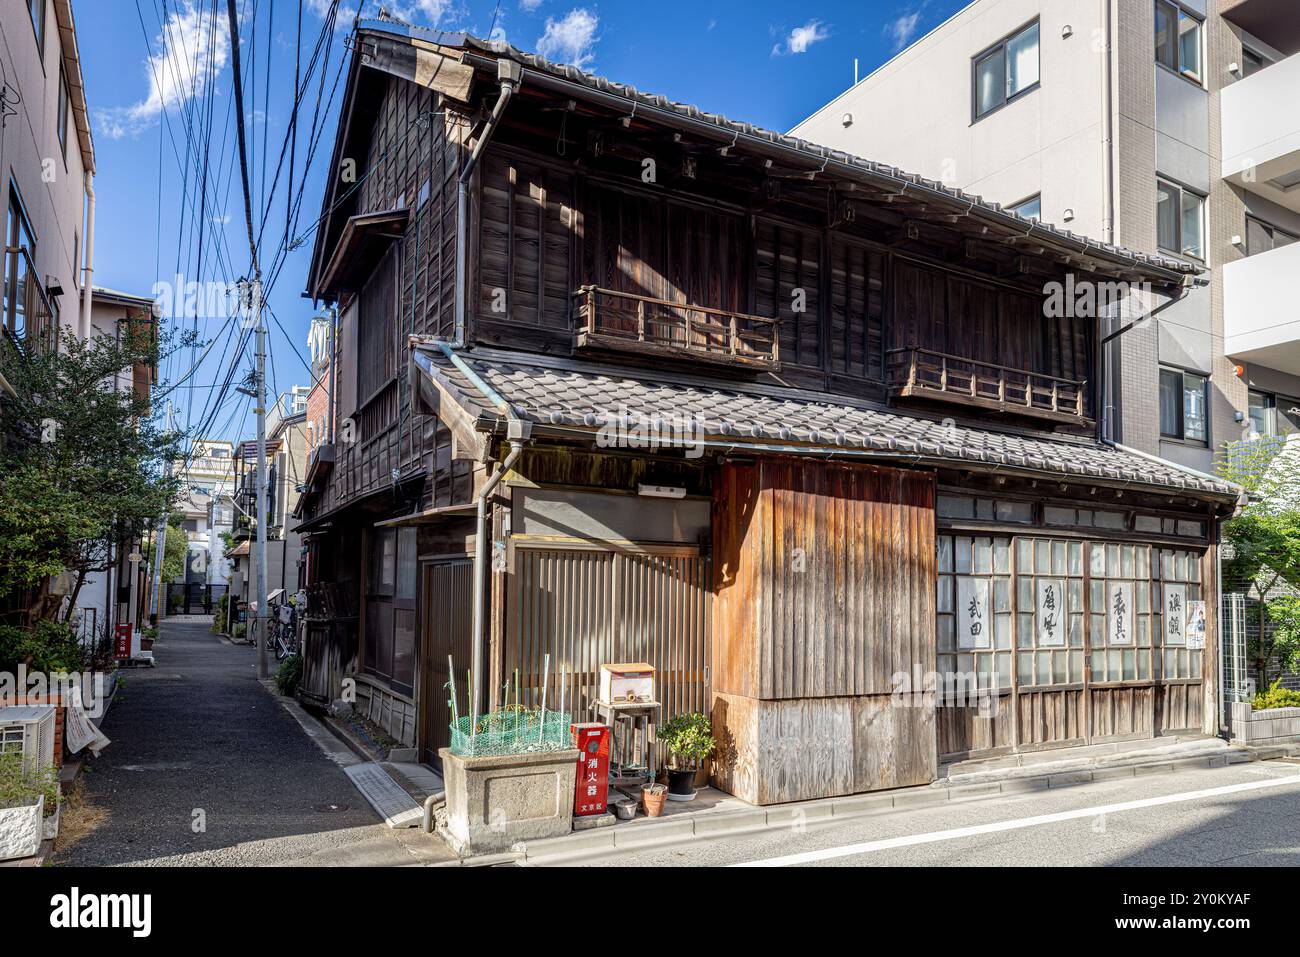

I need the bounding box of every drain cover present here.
[313,803,349,813]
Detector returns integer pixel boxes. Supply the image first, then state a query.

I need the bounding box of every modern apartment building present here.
[1,0,95,353]
[793,0,1300,475]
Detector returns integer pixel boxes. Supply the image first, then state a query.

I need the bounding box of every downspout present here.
[80,171,96,339]
[1099,0,1118,443]
[453,58,522,346]
[426,340,531,734]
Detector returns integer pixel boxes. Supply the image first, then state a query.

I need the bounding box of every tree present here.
[143,514,189,589]
[0,324,182,624]
[1217,437,1300,679]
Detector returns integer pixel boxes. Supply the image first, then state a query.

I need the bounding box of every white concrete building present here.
[792,0,1300,473]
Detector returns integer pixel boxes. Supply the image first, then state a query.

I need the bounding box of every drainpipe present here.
[80,171,96,339]
[1099,0,1118,445]
[426,340,531,732]
[453,59,522,346]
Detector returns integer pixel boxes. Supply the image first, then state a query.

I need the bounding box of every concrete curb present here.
[484,744,1275,866]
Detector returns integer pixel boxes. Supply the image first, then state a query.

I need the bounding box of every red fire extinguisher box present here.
[572,723,611,816]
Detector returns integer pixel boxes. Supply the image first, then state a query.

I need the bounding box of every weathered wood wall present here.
[711,457,938,803]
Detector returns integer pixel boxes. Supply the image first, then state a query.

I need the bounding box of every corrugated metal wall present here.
[504,544,711,741]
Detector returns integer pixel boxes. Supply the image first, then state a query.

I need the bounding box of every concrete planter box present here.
[41,802,60,841]
[1231,701,1300,746]
[0,796,44,862]
[439,747,580,856]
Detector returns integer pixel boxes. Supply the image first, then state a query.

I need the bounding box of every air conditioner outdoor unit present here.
[0,706,57,772]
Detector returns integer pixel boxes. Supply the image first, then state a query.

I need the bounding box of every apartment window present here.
[1159,368,1208,444]
[4,184,38,339]
[1242,48,1269,78]
[1155,1,1203,84]
[1246,216,1299,256]
[57,68,69,158]
[1008,195,1042,221]
[1248,390,1276,437]
[973,20,1040,120]
[1157,178,1205,260]
[27,0,44,53]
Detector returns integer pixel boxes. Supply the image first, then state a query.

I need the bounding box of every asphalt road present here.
[57,617,443,866]
[580,760,1300,867]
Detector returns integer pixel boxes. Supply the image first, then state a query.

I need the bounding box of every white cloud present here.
[98,1,230,139]
[386,0,456,25]
[536,8,598,69]
[519,0,544,11]
[886,8,924,51]
[772,19,830,57]
[303,0,360,28]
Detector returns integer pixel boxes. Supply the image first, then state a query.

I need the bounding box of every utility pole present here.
[149,400,174,624]
[253,278,270,680]
[225,0,269,679]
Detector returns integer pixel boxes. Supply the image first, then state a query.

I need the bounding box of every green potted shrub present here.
[0,753,60,861]
[658,711,716,802]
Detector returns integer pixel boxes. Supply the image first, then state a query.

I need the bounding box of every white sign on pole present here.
[957,577,991,650]
[1163,583,1188,646]
[1108,581,1134,646]
[1036,579,1066,647]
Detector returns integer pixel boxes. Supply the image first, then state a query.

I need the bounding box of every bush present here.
[0,752,60,817]
[657,711,716,769]
[213,593,229,632]
[275,653,303,696]
[1253,680,1300,711]
[0,620,84,674]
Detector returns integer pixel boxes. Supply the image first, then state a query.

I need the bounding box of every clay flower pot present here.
[641,784,667,818]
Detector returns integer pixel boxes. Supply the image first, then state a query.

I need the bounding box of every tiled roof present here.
[413,346,1239,500]
[358,19,1201,285]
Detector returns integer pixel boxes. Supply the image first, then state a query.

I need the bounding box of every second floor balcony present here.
[4,245,59,353]
[887,347,1091,427]
[573,285,780,370]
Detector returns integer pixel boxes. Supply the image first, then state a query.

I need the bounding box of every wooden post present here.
[1051,382,1059,412]
[730,314,738,356]
[939,354,948,393]
[637,298,646,342]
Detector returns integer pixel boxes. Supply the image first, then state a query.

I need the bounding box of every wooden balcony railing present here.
[573,285,780,369]
[4,245,58,352]
[888,346,1091,425]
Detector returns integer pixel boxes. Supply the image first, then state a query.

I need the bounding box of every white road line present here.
[732,773,1300,867]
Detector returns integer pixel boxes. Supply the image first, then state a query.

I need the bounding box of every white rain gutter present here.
[453,58,521,345]
[80,171,95,338]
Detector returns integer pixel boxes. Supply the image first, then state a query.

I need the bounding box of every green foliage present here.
[657,711,716,769]
[275,653,303,696]
[143,514,187,589]
[0,325,182,619]
[1217,439,1300,675]
[1252,679,1300,711]
[0,620,83,674]
[0,752,61,815]
[1264,595,1300,676]
[213,593,229,632]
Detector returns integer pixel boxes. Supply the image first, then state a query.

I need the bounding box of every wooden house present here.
[296,18,1240,804]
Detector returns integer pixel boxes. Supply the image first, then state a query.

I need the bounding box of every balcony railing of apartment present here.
[573,285,780,369]
[4,245,58,353]
[887,346,1090,425]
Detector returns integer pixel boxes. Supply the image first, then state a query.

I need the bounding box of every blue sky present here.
[73,0,968,447]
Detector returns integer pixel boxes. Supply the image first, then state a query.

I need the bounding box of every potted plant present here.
[658,711,716,802]
[0,753,60,861]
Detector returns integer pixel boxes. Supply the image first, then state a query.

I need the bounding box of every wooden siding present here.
[419,560,473,764]
[310,74,466,521]
[713,457,936,701]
